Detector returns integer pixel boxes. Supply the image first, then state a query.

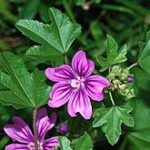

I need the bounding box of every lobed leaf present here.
[26,45,64,66]
[0,52,50,109]
[16,7,81,53]
[127,100,150,150]
[97,35,127,71]
[59,136,72,150]
[93,105,134,145]
[74,132,93,150]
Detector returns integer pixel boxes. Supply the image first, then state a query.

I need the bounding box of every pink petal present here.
[43,136,59,150]
[68,89,92,120]
[72,50,94,77]
[4,117,34,144]
[36,108,57,142]
[5,143,28,150]
[48,82,74,108]
[45,65,74,82]
[85,75,110,101]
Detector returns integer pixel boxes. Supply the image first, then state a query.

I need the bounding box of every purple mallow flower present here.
[4,108,59,150]
[128,76,134,83]
[45,50,110,120]
[59,123,68,134]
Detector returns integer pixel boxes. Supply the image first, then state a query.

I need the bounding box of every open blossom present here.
[4,108,59,150]
[45,50,110,120]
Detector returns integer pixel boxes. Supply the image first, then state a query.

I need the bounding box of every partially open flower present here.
[4,108,59,150]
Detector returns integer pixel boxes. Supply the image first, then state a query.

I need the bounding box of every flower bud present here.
[108,73,115,80]
[128,76,134,83]
[120,69,129,80]
[59,123,68,134]
[111,65,121,74]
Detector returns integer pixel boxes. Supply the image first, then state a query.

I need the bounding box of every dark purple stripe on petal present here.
[49,82,74,108]
[5,143,28,150]
[68,88,92,119]
[45,65,75,82]
[36,108,57,142]
[85,75,110,101]
[4,117,34,144]
[72,51,94,77]
[43,136,59,150]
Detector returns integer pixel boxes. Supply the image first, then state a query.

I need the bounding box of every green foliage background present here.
[0,0,150,150]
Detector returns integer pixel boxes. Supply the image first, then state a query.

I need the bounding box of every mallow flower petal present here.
[4,117,34,143]
[85,75,110,101]
[43,136,59,150]
[48,82,74,108]
[5,143,28,150]
[36,108,57,142]
[72,50,94,77]
[68,89,92,120]
[45,65,74,82]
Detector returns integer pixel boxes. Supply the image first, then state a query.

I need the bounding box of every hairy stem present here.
[33,108,38,150]
[108,91,115,106]
[64,52,68,64]
[119,137,128,150]
[128,62,138,70]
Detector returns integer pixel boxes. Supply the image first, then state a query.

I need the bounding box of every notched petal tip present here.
[68,89,92,120]
[72,50,94,77]
[45,65,74,82]
[36,108,57,142]
[4,116,34,143]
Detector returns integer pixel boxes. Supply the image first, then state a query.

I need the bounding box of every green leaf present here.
[93,105,134,145]
[0,91,29,109]
[20,0,40,19]
[0,52,50,109]
[16,7,81,53]
[138,39,150,61]
[107,34,118,57]
[139,55,150,77]
[59,136,72,150]
[90,21,104,42]
[138,31,150,77]
[26,45,64,66]
[128,128,150,150]
[74,132,93,150]
[97,35,127,71]
[126,100,150,150]
[39,4,49,22]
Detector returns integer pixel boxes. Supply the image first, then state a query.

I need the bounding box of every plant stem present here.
[128,62,138,70]
[119,137,128,150]
[33,108,38,150]
[64,52,68,64]
[108,91,115,106]
[63,0,76,23]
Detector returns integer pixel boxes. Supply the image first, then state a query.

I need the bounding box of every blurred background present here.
[0,0,150,149]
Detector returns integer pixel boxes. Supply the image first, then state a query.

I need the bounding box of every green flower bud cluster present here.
[108,65,135,100]
[108,65,130,82]
[119,87,135,99]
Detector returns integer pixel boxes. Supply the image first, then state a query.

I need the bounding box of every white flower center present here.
[28,142,44,150]
[70,77,85,89]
